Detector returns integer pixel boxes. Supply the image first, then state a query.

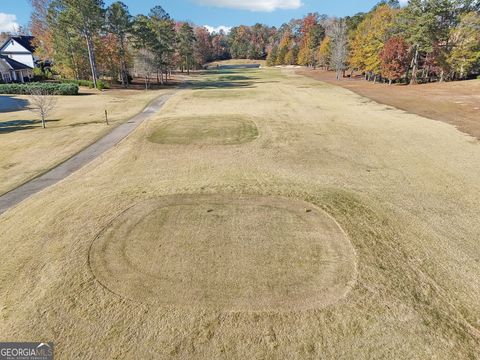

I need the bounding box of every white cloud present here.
[204,25,232,34]
[195,0,302,12]
[399,0,409,6]
[0,13,19,33]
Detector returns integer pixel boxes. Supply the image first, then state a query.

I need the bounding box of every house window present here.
[2,72,11,83]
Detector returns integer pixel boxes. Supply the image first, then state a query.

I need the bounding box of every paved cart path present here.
[0,92,175,215]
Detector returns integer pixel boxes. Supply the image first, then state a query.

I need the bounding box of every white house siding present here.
[0,39,35,68]
[6,53,35,68]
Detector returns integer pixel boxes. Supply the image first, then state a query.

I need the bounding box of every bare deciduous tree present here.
[29,88,57,129]
[329,19,349,80]
[134,49,155,90]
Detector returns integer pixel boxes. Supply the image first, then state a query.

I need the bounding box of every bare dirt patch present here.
[89,194,356,312]
[297,69,480,139]
[148,116,258,145]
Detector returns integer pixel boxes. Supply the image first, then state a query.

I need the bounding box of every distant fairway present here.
[0,64,479,359]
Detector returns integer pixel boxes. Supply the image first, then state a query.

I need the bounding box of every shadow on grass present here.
[68,120,106,127]
[0,119,60,133]
[183,79,256,90]
[217,64,261,70]
[0,96,30,113]
[218,75,256,81]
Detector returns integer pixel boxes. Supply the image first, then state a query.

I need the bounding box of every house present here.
[0,36,35,83]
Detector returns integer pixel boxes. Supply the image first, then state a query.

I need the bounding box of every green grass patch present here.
[149,116,258,145]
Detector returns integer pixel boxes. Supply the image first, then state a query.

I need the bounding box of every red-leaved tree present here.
[380,36,409,84]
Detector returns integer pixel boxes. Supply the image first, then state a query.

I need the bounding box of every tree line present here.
[27,0,480,87]
[29,0,232,88]
[265,0,480,84]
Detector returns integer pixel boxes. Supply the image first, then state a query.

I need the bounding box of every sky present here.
[0,0,405,33]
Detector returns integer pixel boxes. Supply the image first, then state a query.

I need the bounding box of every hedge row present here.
[0,83,79,95]
[61,79,110,90]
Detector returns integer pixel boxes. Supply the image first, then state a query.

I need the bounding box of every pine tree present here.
[105,1,131,87]
[54,0,105,88]
[177,23,196,74]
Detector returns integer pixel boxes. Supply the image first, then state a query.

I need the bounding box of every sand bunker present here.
[89,194,356,312]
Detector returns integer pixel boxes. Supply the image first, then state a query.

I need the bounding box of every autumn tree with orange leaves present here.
[297,14,325,67]
[380,36,409,84]
[29,0,54,61]
[349,4,398,82]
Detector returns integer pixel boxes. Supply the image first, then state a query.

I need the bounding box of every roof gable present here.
[0,36,35,54]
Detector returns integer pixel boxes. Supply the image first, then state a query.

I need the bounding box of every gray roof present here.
[0,54,32,70]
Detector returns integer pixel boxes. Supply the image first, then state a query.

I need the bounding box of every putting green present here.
[89,194,356,312]
[148,116,258,145]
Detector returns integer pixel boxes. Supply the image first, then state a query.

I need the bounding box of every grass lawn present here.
[0,87,168,195]
[298,68,480,139]
[0,65,479,358]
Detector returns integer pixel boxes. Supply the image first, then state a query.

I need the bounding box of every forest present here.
[15,0,480,87]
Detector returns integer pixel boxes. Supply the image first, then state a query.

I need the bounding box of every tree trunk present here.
[66,33,80,80]
[410,45,418,85]
[41,114,46,129]
[85,34,98,89]
[120,37,128,88]
[120,62,126,88]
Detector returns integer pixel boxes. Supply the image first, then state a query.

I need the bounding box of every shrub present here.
[33,68,54,81]
[97,79,110,90]
[60,79,110,90]
[0,83,79,95]
[60,79,94,88]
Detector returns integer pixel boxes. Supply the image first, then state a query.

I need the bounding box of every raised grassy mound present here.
[148,116,258,145]
[89,194,356,312]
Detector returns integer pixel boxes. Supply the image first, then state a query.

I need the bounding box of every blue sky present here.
[1,0,386,33]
